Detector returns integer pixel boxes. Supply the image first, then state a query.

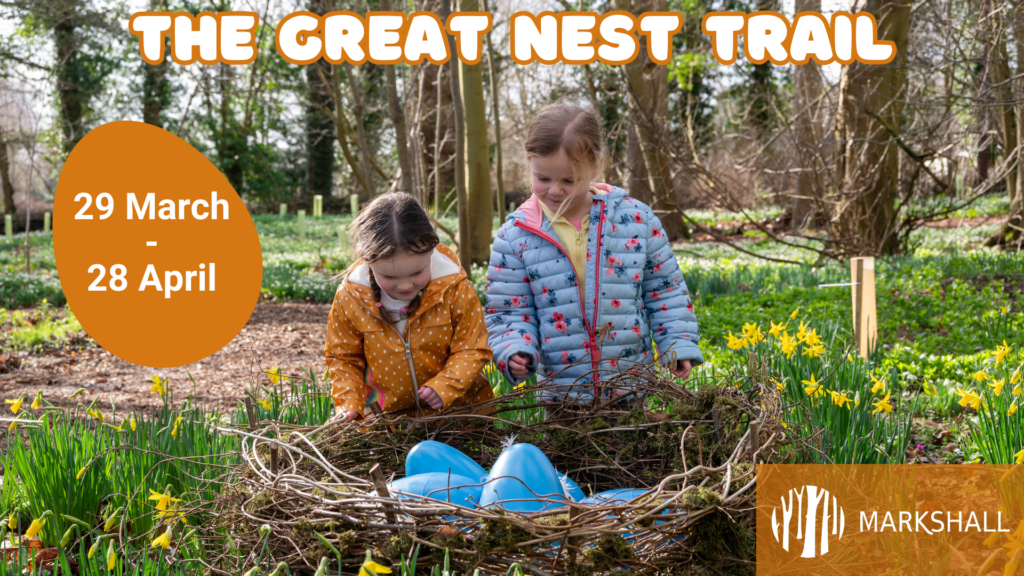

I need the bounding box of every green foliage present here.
[0,300,81,350]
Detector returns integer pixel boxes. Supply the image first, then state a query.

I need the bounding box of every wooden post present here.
[851,257,878,359]
[298,210,306,240]
[243,397,257,431]
[313,195,323,217]
[4,214,11,240]
[369,464,397,524]
[350,194,359,216]
[279,203,287,217]
[269,445,279,474]
[43,212,51,233]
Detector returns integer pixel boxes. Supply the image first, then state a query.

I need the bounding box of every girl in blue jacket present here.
[485,103,704,404]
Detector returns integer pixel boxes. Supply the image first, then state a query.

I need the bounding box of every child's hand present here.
[418,386,444,410]
[666,359,692,380]
[508,353,533,379]
[329,408,361,422]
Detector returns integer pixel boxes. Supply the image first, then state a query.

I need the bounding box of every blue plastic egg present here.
[479,444,568,513]
[405,440,487,481]
[557,472,586,501]
[386,473,482,509]
[579,489,650,506]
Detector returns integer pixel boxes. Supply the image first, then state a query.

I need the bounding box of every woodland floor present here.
[0,301,331,419]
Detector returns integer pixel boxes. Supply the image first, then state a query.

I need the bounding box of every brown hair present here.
[524,103,606,218]
[349,193,439,325]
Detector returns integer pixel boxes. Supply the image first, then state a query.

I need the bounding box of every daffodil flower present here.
[171,416,183,439]
[974,370,990,383]
[994,341,1013,367]
[872,392,893,415]
[149,488,182,513]
[358,559,393,576]
[258,399,272,410]
[768,320,788,339]
[8,420,16,432]
[955,387,981,410]
[151,375,167,397]
[152,529,171,549]
[1014,384,1023,397]
[5,395,24,414]
[742,322,764,344]
[130,415,137,431]
[801,343,822,359]
[30,392,42,410]
[990,378,1007,397]
[107,541,117,570]
[269,366,282,385]
[779,332,797,359]
[789,307,799,319]
[25,511,51,539]
[870,374,886,394]
[1015,448,1024,465]
[1011,365,1022,386]
[77,466,88,480]
[802,375,826,398]
[1009,402,1018,417]
[725,331,747,350]
[830,390,853,409]
[7,510,16,529]
[854,391,861,407]
[87,408,104,422]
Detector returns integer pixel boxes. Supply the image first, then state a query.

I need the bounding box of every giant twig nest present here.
[204,358,784,576]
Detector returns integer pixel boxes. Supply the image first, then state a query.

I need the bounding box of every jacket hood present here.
[515,185,628,229]
[342,243,465,319]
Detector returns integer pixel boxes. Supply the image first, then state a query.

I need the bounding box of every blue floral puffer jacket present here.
[485,185,704,402]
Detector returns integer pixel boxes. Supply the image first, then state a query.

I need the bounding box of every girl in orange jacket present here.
[325,193,494,421]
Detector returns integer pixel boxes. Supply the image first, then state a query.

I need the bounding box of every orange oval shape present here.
[54,121,262,368]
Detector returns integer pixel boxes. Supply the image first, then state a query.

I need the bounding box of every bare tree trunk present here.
[317,65,374,202]
[383,0,413,195]
[792,0,823,231]
[0,140,15,215]
[835,0,911,256]
[433,64,445,218]
[483,0,505,222]
[616,0,689,240]
[460,39,493,265]
[54,15,85,156]
[442,0,469,262]
[306,58,336,202]
[141,0,169,128]
[343,63,376,198]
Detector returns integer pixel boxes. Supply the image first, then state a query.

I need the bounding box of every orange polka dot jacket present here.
[325,244,495,417]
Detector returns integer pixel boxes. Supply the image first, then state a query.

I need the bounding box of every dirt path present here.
[0,302,332,419]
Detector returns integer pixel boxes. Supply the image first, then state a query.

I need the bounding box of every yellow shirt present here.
[538,187,605,296]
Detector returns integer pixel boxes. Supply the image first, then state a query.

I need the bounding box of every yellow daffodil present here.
[955,387,982,410]
[872,391,893,415]
[5,396,24,414]
[130,415,137,431]
[801,343,823,359]
[779,332,797,359]
[772,378,785,392]
[152,529,171,549]
[150,374,167,397]
[358,559,393,576]
[974,370,990,383]
[1002,306,1009,315]
[25,517,46,539]
[107,541,117,570]
[854,391,861,407]
[990,378,1007,397]
[87,408,104,422]
[802,374,825,398]
[30,392,42,410]
[8,420,16,432]
[1014,385,1023,398]
[725,331,748,350]
[803,329,823,348]
[1011,366,1022,386]
[796,321,810,342]
[1009,402,1018,417]
[870,374,886,394]
[742,322,764,344]
[258,399,272,410]
[995,341,1014,367]
[984,531,1002,548]
[790,307,799,319]
[88,543,98,559]
[768,321,788,339]
[77,466,87,480]
[7,511,16,529]
[269,366,282,385]
[1015,448,1024,465]
[171,416,183,439]
[149,488,181,513]
[830,390,853,409]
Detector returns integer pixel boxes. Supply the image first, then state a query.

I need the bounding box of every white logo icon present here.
[771,485,846,558]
